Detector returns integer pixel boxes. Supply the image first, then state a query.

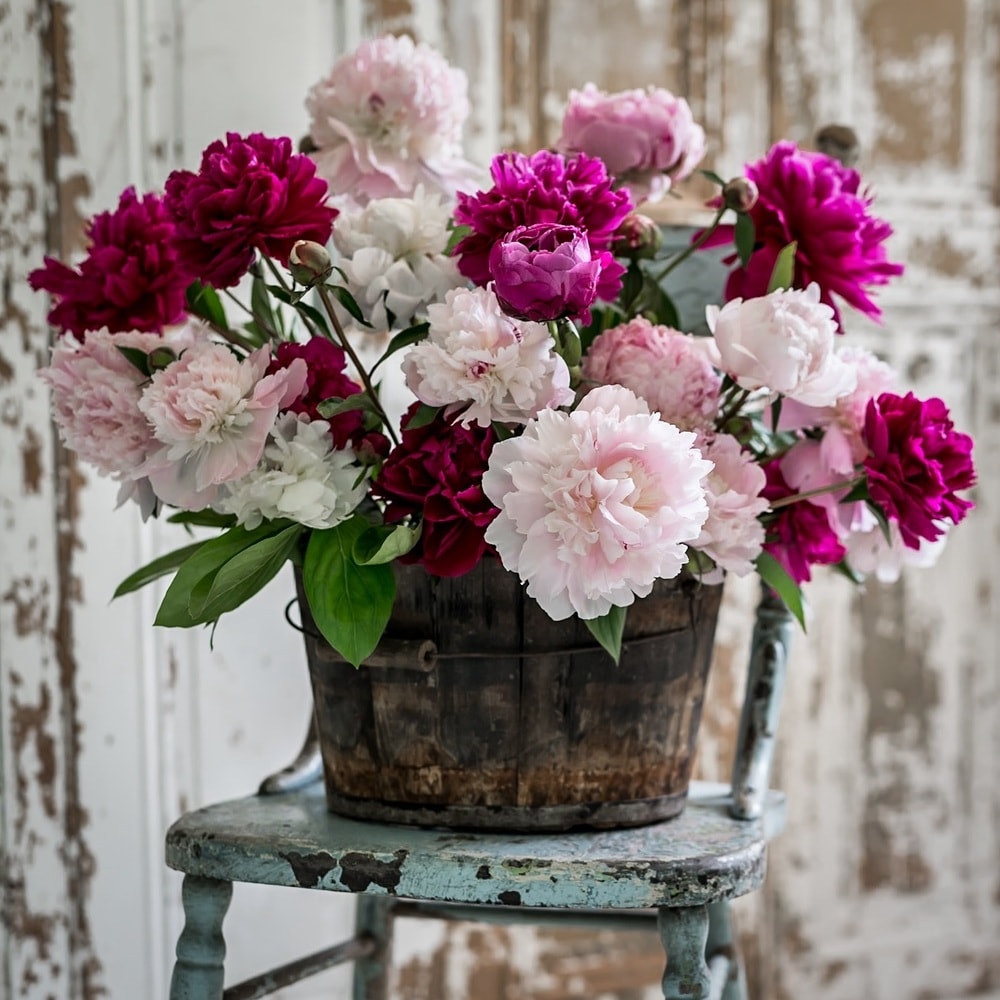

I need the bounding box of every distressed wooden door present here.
[1,1,997,998]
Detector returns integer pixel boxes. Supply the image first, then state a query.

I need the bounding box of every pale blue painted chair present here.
[165,589,792,999]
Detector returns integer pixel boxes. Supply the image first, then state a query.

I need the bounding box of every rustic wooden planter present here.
[298,558,723,832]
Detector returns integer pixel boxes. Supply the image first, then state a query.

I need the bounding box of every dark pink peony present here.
[267,338,372,452]
[453,151,632,295]
[761,459,846,584]
[862,391,975,548]
[164,132,337,288]
[705,141,903,325]
[28,188,190,336]
[488,223,622,323]
[371,406,498,577]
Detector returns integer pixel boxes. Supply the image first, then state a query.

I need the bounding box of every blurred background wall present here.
[1,1,997,997]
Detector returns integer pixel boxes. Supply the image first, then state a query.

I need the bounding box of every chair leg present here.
[658,905,711,999]
[169,875,233,1000]
[707,901,747,1000]
[352,896,395,1000]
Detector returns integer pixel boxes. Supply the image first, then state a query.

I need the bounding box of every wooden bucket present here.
[298,558,723,831]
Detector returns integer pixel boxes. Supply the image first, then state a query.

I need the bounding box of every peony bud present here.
[722,177,759,214]
[611,212,663,259]
[289,240,333,285]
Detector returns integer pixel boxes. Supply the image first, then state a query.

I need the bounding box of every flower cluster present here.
[31,33,976,664]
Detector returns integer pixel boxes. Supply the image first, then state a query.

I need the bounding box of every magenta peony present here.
[163,132,337,289]
[482,385,711,621]
[862,391,976,548]
[267,338,367,450]
[29,188,190,336]
[707,141,904,325]
[453,150,633,292]
[761,459,847,584]
[371,407,499,577]
[582,316,722,431]
[556,83,705,204]
[488,223,621,323]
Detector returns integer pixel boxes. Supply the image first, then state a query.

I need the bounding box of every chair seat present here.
[166,781,786,912]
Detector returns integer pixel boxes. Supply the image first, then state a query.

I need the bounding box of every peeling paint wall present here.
[1,1,997,998]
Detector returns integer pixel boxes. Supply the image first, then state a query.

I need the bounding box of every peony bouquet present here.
[30,33,976,665]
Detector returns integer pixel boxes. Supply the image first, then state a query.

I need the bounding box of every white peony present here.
[706,283,856,407]
[482,385,712,621]
[333,187,466,330]
[844,508,948,584]
[212,414,366,530]
[402,285,574,427]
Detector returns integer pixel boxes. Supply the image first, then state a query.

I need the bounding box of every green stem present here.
[261,257,324,341]
[316,284,400,447]
[650,205,727,285]
[768,477,863,510]
[715,387,752,429]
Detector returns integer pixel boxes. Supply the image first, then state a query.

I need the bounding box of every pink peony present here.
[306,34,479,204]
[29,188,191,336]
[138,344,308,509]
[693,433,768,578]
[489,223,621,324]
[845,513,947,584]
[164,133,336,288]
[38,324,202,484]
[581,317,722,431]
[371,406,498,577]
[761,459,847,584]
[777,344,896,461]
[556,83,705,203]
[454,150,633,292]
[707,284,856,406]
[703,141,904,325]
[862,391,976,548]
[482,384,711,621]
[402,286,573,427]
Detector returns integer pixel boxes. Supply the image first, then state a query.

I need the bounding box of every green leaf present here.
[185,281,228,329]
[583,606,627,664]
[251,274,282,337]
[699,169,727,187]
[621,264,644,309]
[115,345,152,378]
[770,395,783,432]
[154,521,293,628]
[445,222,473,255]
[317,392,383,421]
[113,541,208,599]
[734,213,756,267]
[166,510,239,529]
[191,523,303,621]
[370,322,430,375]
[303,517,396,667]
[352,522,422,565]
[754,550,807,630]
[326,285,370,326]
[766,241,798,292]
[865,498,894,544]
[832,559,864,585]
[639,277,680,328]
[403,403,440,431]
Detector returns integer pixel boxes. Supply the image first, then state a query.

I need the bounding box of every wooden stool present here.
[166,590,793,1000]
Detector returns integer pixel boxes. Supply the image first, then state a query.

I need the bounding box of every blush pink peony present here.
[402,286,574,427]
[693,433,768,578]
[582,317,722,431]
[39,324,203,491]
[556,83,705,204]
[138,344,307,509]
[306,34,479,204]
[707,284,856,406]
[482,384,712,621]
